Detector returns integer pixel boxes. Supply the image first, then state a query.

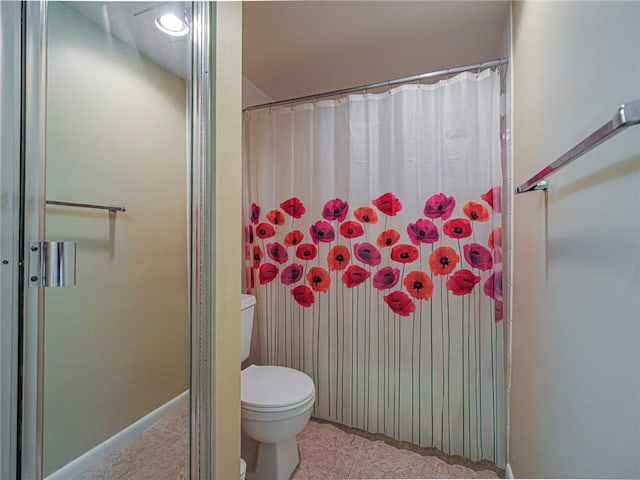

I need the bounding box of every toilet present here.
[240,294,315,480]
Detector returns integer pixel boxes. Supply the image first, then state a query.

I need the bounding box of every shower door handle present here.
[28,241,77,288]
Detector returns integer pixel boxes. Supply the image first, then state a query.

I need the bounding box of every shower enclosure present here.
[0,2,222,479]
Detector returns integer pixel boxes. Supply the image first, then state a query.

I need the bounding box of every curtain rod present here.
[244,57,509,112]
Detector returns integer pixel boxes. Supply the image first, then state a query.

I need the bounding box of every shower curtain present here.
[243,70,505,466]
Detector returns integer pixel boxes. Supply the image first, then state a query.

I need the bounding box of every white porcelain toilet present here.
[240,294,315,480]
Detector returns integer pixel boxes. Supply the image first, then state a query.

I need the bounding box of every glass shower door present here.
[19,2,201,479]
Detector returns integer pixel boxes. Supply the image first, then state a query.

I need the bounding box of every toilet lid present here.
[241,365,315,409]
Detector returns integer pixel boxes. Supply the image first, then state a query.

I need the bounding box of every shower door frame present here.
[14,1,215,479]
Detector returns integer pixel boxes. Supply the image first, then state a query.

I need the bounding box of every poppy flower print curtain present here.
[243,70,505,466]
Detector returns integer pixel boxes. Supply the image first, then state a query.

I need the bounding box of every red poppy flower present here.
[266,242,288,264]
[463,243,493,271]
[280,197,306,219]
[309,221,335,244]
[481,186,502,213]
[376,229,401,248]
[494,299,503,323]
[423,193,455,220]
[403,271,434,300]
[266,209,285,226]
[342,265,371,288]
[296,243,317,261]
[353,206,378,224]
[384,291,416,317]
[306,266,331,293]
[429,246,459,276]
[255,222,276,239]
[322,198,349,222]
[372,266,400,290]
[327,245,351,271]
[443,218,472,239]
[390,244,419,264]
[339,221,364,239]
[488,227,502,250]
[493,248,503,264]
[245,267,254,291]
[284,230,304,247]
[245,225,254,244]
[462,201,490,222]
[483,271,503,300]
[251,203,260,225]
[258,263,279,285]
[373,192,403,216]
[291,285,314,307]
[353,242,382,267]
[281,263,304,286]
[252,245,263,269]
[446,269,481,296]
[407,218,439,245]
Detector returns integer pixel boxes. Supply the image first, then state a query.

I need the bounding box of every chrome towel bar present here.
[515,99,640,194]
[46,200,126,213]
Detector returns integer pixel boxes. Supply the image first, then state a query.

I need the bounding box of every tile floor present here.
[292,420,501,479]
[73,403,502,479]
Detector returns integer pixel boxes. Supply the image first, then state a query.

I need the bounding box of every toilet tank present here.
[241,294,256,362]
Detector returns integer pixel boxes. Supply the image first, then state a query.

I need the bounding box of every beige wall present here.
[511,1,640,478]
[214,3,243,479]
[44,3,188,475]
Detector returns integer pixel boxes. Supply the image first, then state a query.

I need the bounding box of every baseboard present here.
[505,462,514,479]
[45,390,189,480]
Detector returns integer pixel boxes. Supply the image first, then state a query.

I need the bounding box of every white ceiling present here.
[64,1,511,104]
[63,1,191,80]
[243,1,510,102]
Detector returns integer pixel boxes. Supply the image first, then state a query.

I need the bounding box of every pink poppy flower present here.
[280,263,303,285]
[322,198,349,222]
[423,193,455,220]
[250,203,260,225]
[483,271,502,300]
[353,242,382,267]
[266,242,289,264]
[463,243,493,271]
[372,266,400,290]
[309,221,335,244]
[407,218,439,245]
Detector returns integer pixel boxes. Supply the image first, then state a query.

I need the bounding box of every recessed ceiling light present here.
[155,13,189,37]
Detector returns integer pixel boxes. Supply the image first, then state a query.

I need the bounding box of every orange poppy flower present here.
[403,271,434,300]
[327,245,351,271]
[377,229,401,248]
[462,201,489,222]
[306,267,331,293]
[266,209,286,225]
[353,206,379,224]
[284,229,304,247]
[488,227,502,250]
[429,246,459,276]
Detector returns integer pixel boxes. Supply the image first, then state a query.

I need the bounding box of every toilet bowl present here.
[240,295,316,480]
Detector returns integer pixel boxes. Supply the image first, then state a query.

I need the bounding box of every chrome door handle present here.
[28,241,76,288]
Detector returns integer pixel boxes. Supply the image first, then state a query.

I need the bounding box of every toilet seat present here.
[241,365,315,412]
